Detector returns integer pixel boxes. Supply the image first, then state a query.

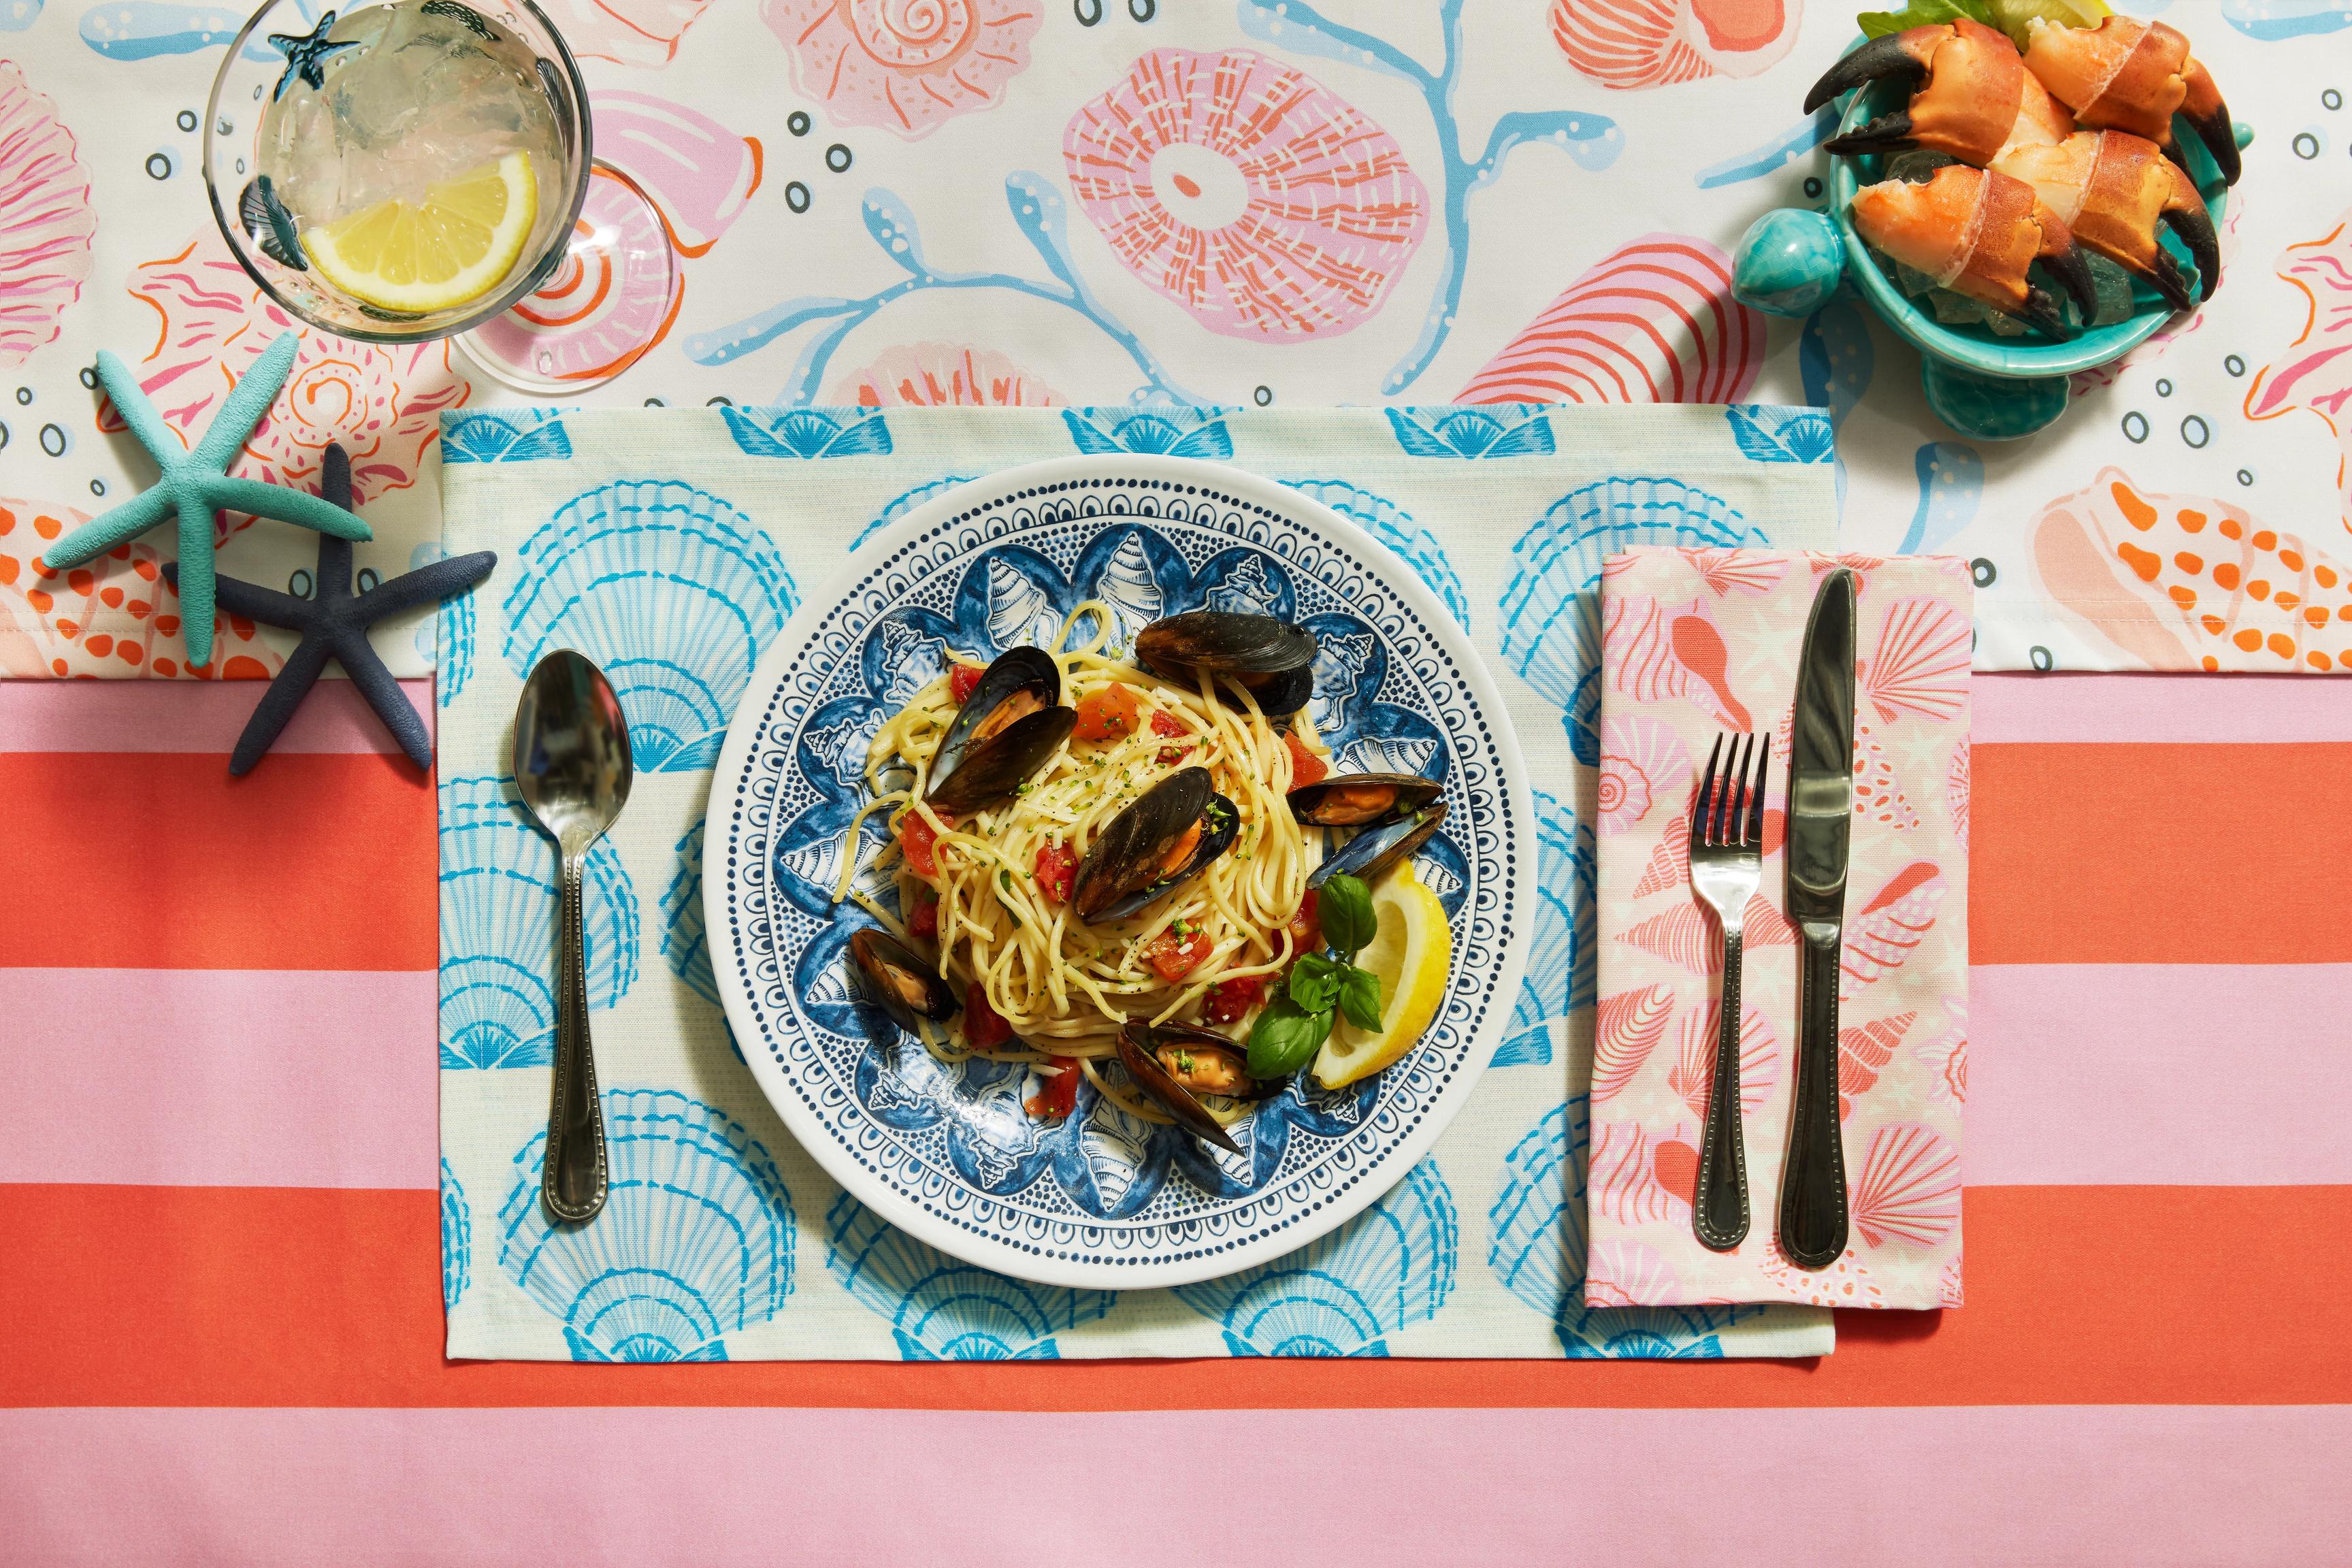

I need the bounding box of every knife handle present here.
[1693,926,1750,1252]
[1778,924,1850,1269]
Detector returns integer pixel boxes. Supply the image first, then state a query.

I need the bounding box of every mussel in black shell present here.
[1307,799,1447,890]
[1115,1021,1277,1153]
[925,647,1077,815]
[849,928,959,1035]
[1287,772,1443,828]
[1134,611,1318,717]
[1072,766,1238,924]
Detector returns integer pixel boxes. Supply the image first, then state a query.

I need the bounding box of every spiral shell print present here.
[0,61,95,368]
[1548,0,1803,92]
[764,0,1041,139]
[826,1193,1116,1360]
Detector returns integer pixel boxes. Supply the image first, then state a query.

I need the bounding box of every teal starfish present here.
[267,12,361,99]
[47,332,371,669]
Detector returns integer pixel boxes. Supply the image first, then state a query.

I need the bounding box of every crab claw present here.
[1813,18,2075,165]
[1994,131,2220,312]
[1852,163,2097,340]
[2021,14,2240,186]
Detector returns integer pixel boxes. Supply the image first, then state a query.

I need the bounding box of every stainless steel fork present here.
[1688,732,1768,1252]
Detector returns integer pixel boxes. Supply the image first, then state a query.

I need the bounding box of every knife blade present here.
[1778,567,1856,1271]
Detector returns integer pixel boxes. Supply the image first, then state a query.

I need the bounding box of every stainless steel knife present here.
[1778,567,1856,1271]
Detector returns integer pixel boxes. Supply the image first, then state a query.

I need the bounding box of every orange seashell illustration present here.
[1863,595,1972,724]
[1604,593,1751,730]
[1616,896,1794,973]
[1667,1000,1778,1120]
[1851,716,1918,830]
[1652,1132,1699,1207]
[1839,862,1946,999]
[1688,546,1787,598]
[1592,983,1677,1100]
[1590,1119,1681,1224]
[1838,1009,1914,1122]
[1947,740,1971,847]
[1549,0,1803,93]
[1,499,282,679]
[1584,1239,1682,1309]
[1851,1122,1963,1250]
[1632,815,1689,899]
[1759,1238,1887,1307]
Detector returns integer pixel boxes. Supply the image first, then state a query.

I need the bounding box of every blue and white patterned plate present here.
[706,457,1533,1288]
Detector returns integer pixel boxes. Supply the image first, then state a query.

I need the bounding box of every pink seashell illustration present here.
[2246,210,2352,530]
[1617,895,1793,973]
[1919,1002,1967,1108]
[1590,1120,1684,1224]
[1759,1238,1886,1307]
[1667,1000,1778,1120]
[540,0,720,68]
[764,0,1041,139]
[1938,1252,1965,1308]
[830,343,1062,407]
[1947,739,1970,847]
[1863,595,1972,725]
[1631,815,1688,899]
[1604,594,1751,730]
[110,229,469,522]
[1457,233,1762,404]
[589,91,762,258]
[1550,0,1803,92]
[0,61,97,370]
[1688,547,1786,598]
[1591,983,1676,1102]
[1838,1009,1913,1122]
[1063,49,1428,340]
[1840,863,1944,999]
[2030,468,2352,672]
[1852,1122,1962,1250]
[1584,1239,1682,1308]
[1851,717,1918,830]
[1597,714,1688,838]
[470,169,683,385]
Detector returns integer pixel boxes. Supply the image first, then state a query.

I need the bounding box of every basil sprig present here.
[1246,873,1388,1077]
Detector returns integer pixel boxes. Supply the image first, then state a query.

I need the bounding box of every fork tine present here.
[1746,736,1769,849]
[1694,734,1722,847]
[1714,734,1746,848]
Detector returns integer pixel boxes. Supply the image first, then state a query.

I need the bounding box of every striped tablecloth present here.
[5,670,2347,1562]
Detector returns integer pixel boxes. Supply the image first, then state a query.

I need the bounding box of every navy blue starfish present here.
[166,444,496,776]
[267,11,361,99]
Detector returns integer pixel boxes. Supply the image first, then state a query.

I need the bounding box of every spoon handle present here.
[542,846,608,1224]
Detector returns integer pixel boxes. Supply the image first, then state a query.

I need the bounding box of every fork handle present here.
[1778,924,1850,1269]
[1693,924,1750,1251]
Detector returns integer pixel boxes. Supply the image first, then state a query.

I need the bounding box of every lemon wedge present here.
[1313,866,1452,1089]
[303,150,538,314]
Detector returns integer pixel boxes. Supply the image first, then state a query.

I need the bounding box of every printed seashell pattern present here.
[826,1193,1117,1360]
[0,61,95,369]
[1548,0,1804,92]
[1495,791,1595,1068]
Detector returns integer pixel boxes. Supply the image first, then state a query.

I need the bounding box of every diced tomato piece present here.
[1150,709,1186,738]
[1034,841,1077,904]
[1073,684,1141,742]
[963,982,1013,1050]
[1026,1055,1081,1120]
[1287,890,1322,954]
[1284,728,1328,787]
[899,810,943,877]
[909,897,938,939]
[947,661,985,704]
[1202,973,1265,1026]
[1144,927,1214,983]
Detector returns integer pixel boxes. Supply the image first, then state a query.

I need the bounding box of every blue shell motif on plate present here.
[440,1156,470,1311]
[1488,1098,1763,1358]
[1285,478,1471,632]
[1386,405,1554,459]
[1063,406,1235,459]
[498,1088,796,1362]
[1725,404,1835,464]
[720,406,892,459]
[663,819,715,1004]
[438,775,639,1069]
[824,1192,1118,1359]
[851,475,976,549]
[502,479,798,772]
[1169,1158,1456,1356]
[1494,791,1595,1067]
[442,410,574,463]
[1499,477,1768,764]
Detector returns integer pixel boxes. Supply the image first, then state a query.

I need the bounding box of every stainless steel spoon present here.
[512,650,633,1224]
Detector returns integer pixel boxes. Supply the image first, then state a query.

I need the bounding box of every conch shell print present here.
[1550,0,1803,92]
[765,0,1041,140]
[2031,468,2352,670]
[0,61,96,368]
[2245,210,2352,530]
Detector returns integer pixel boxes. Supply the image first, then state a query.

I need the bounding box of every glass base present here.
[457,161,679,393]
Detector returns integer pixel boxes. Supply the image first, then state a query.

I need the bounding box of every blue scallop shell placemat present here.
[436,403,1838,1361]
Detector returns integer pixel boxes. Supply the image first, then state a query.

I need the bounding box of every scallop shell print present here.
[439,775,640,1069]
[1549,0,1803,91]
[1947,740,1970,847]
[824,1192,1116,1360]
[500,1089,795,1362]
[1496,791,1595,1068]
[1169,1160,1455,1356]
[662,819,715,1006]
[1864,596,1971,724]
[1852,1122,1962,1251]
[1501,477,1765,763]
[1285,480,1471,632]
[1591,983,1676,1102]
[440,1156,470,1311]
[1584,1241,1682,1309]
[503,481,798,771]
[541,0,719,67]
[1599,714,1689,837]
[0,61,95,368]
[1667,1000,1778,1120]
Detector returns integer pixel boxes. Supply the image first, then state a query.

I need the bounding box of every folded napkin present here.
[1588,550,1970,1310]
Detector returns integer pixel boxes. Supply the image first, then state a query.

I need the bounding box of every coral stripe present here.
[0,969,437,1189]
[1972,672,2352,744]
[3,1405,2345,1566]
[3,1184,2345,1408]
[0,753,436,971]
[0,677,437,754]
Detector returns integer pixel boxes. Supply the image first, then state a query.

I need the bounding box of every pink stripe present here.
[0,968,437,1190]
[1970,964,2352,1186]
[0,679,437,755]
[1974,672,2352,743]
[2,1405,2342,1564]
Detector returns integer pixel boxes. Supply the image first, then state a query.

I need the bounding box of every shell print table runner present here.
[436,402,1841,1360]
[1589,549,1970,1311]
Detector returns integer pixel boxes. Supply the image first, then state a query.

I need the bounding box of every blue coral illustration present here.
[1494,791,1594,1067]
[442,410,574,463]
[1499,477,1769,764]
[1901,442,1985,554]
[2224,1,2352,39]
[499,1088,796,1362]
[1064,407,1234,459]
[1286,478,1471,632]
[502,479,798,772]
[1384,405,1555,459]
[1170,1158,1456,1355]
[1800,297,1876,514]
[438,774,640,1070]
[1695,110,1837,188]
[440,1156,470,1311]
[824,1193,1117,1359]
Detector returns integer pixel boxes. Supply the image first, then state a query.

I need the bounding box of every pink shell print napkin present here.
[1588,550,1971,1311]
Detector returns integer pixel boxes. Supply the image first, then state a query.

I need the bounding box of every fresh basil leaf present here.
[1288,953,1345,1013]
[1318,874,1377,960]
[1339,968,1386,1034]
[1247,996,1332,1078]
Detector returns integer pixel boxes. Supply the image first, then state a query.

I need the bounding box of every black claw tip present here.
[1822,110,1919,160]
[2019,285,2080,341]
[1803,31,1929,115]
[2161,204,2221,301]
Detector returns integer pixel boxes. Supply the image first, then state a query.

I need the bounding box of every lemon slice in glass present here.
[1313,866,1452,1090]
[303,150,539,314]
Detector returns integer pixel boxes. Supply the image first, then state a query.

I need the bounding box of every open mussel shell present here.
[1115,1021,1273,1154]
[926,646,1076,815]
[1072,766,1239,924]
[1134,611,1318,717]
[1287,771,1443,828]
[849,928,959,1036]
[1307,799,1448,889]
